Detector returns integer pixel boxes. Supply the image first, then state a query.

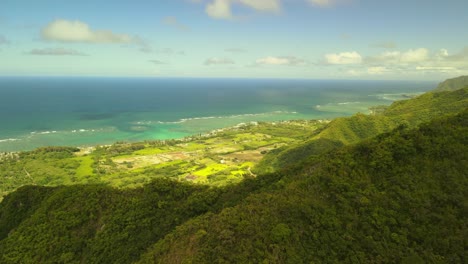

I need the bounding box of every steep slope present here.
[1,109,466,263]
[433,75,468,92]
[0,180,225,263]
[0,170,286,263]
[255,86,468,173]
[139,109,468,263]
[318,87,468,144]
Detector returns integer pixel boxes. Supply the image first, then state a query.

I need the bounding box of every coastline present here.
[0,118,332,156]
[0,78,434,152]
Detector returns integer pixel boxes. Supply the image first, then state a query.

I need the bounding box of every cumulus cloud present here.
[200,0,350,19]
[319,47,467,77]
[205,0,280,19]
[325,51,362,64]
[206,0,233,19]
[41,19,133,43]
[400,48,428,63]
[163,16,190,31]
[255,56,306,66]
[364,48,429,65]
[415,66,457,73]
[360,47,468,76]
[25,48,87,56]
[204,57,235,65]
[436,48,449,59]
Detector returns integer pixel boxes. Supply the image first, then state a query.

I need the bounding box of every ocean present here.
[0,77,435,152]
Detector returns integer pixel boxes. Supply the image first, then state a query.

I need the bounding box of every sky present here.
[0,0,467,80]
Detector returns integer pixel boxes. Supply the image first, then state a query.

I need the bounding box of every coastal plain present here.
[0,120,327,199]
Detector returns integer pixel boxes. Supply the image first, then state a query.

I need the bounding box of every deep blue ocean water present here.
[0,77,435,151]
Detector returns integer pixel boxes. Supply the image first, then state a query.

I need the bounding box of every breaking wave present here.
[133,111,298,125]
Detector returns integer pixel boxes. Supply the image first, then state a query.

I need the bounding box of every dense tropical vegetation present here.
[254,85,468,173]
[0,76,467,263]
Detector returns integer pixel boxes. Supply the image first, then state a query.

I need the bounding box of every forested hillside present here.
[0,108,466,263]
[139,109,468,263]
[255,86,468,173]
[0,76,467,263]
[434,75,468,92]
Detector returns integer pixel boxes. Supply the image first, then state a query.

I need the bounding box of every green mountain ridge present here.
[1,107,466,263]
[255,86,468,173]
[0,76,467,263]
[139,109,468,263]
[434,75,468,92]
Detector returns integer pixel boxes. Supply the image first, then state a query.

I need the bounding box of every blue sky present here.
[0,0,467,80]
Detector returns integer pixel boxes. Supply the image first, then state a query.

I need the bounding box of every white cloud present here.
[360,47,468,77]
[200,0,351,20]
[319,47,467,78]
[365,48,429,64]
[256,56,306,66]
[416,66,457,72]
[204,57,235,65]
[436,49,449,59]
[206,0,233,19]
[325,51,362,64]
[26,48,87,56]
[41,19,133,43]
[400,48,428,63]
[205,0,280,19]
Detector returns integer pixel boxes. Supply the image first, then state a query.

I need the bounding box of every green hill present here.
[433,75,468,92]
[255,87,468,174]
[1,77,467,263]
[138,109,468,263]
[0,109,466,263]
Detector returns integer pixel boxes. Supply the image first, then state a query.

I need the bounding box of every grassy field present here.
[0,120,326,199]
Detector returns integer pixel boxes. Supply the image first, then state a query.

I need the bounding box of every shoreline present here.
[0,87,426,153]
[0,118,331,155]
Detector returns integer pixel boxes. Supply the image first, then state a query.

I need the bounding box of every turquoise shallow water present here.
[0,77,435,151]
